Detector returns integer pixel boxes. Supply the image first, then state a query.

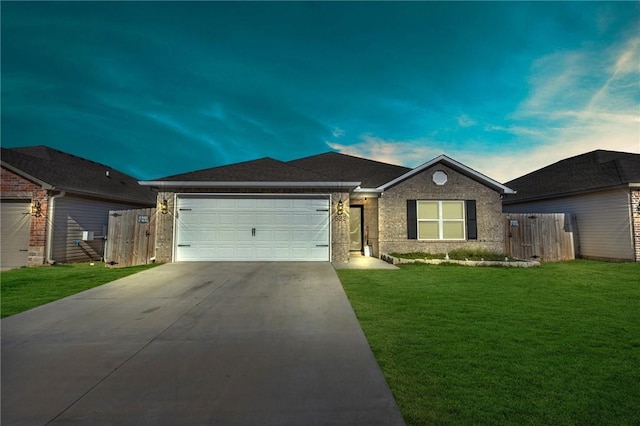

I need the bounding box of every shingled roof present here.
[504,150,640,203]
[1,146,156,204]
[287,152,411,188]
[155,157,335,182]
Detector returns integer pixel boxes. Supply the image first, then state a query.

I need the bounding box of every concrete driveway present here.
[1,262,404,425]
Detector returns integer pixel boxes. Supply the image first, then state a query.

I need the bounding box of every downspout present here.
[46,191,66,264]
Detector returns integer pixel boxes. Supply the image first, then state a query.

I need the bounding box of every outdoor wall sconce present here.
[160,199,169,215]
[336,199,344,215]
[31,200,42,217]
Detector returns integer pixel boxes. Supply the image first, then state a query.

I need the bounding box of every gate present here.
[105,208,156,268]
[505,213,578,262]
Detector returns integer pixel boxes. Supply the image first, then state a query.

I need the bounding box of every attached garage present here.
[1,200,31,269]
[174,195,330,261]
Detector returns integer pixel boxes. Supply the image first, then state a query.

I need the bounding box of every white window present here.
[417,200,466,240]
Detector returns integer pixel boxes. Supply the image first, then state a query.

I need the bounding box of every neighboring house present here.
[140,152,515,263]
[503,150,640,262]
[1,146,156,268]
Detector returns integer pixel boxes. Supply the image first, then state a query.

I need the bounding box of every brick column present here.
[154,192,175,263]
[331,192,350,263]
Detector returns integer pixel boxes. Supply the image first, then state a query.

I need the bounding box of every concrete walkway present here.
[1,262,404,426]
[333,254,399,270]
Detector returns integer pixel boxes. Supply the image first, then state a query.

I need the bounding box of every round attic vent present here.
[432,170,448,185]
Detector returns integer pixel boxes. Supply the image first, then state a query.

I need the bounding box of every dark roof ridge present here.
[292,150,408,168]
[504,149,639,203]
[155,156,279,181]
[152,156,338,183]
[1,145,155,204]
[9,145,132,177]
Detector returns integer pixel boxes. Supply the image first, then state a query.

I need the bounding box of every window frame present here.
[416,200,466,241]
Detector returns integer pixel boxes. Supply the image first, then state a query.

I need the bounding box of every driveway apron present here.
[1,262,405,425]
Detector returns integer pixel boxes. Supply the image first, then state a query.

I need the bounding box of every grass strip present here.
[1,262,159,318]
[338,260,640,425]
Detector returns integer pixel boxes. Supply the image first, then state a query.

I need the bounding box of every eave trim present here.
[377,154,516,194]
[139,180,362,189]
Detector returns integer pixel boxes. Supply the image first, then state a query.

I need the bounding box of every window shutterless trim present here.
[406,199,476,241]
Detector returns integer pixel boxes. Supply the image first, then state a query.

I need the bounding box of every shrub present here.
[390,249,513,262]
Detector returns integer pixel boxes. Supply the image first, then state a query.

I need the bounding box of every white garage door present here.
[175,196,330,261]
[1,200,31,269]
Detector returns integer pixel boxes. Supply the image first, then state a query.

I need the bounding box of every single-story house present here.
[503,149,640,262]
[140,152,515,263]
[1,146,156,268]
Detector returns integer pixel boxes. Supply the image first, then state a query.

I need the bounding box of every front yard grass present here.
[1,262,160,318]
[338,260,640,425]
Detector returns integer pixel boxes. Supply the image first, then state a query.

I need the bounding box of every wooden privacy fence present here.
[105,208,157,268]
[505,213,578,262]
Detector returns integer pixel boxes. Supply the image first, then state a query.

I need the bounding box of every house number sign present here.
[138,215,149,223]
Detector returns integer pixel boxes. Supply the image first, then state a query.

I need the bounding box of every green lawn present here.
[1,262,159,318]
[338,260,640,426]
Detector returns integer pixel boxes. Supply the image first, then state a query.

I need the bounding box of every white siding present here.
[504,189,633,261]
[52,196,147,263]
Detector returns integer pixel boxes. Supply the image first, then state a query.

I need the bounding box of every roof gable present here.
[287,152,410,188]
[504,150,640,202]
[379,154,515,194]
[1,146,156,204]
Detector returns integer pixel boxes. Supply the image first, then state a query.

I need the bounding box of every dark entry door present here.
[349,206,363,251]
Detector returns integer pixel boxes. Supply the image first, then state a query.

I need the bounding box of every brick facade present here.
[1,166,48,266]
[378,164,505,255]
[153,189,351,263]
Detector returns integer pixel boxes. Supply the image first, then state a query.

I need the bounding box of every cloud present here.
[324,135,525,183]
[332,128,345,138]
[326,135,445,168]
[457,114,477,128]
[485,34,640,181]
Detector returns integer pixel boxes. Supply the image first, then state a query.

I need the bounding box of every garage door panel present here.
[217,230,237,242]
[255,215,273,225]
[237,214,253,225]
[175,196,329,261]
[218,213,236,225]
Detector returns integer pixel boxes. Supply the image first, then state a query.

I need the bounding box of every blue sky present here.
[2,2,638,182]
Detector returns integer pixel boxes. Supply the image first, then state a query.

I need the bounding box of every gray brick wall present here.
[379,164,505,255]
[154,191,175,263]
[153,190,351,263]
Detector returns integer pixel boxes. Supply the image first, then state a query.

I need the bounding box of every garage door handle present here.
[19,249,28,252]
[178,244,191,247]
[316,244,329,247]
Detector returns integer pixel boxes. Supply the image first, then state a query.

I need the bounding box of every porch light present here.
[337,199,344,215]
[31,200,42,217]
[160,199,169,215]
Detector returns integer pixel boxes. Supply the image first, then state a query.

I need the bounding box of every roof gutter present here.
[353,187,384,194]
[138,180,362,189]
[46,191,65,264]
[503,182,640,204]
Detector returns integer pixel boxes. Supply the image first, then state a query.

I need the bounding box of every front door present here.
[349,205,363,252]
